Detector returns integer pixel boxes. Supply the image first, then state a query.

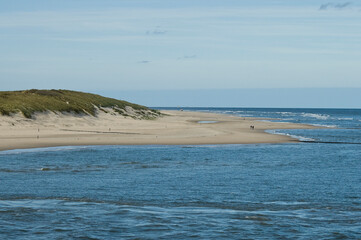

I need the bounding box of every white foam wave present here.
[311,124,337,128]
[266,130,315,142]
[264,201,309,206]
[301,113,330,120]
[275,112,296,116]
[0,146,93,155]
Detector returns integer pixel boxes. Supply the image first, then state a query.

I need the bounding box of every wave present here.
[263,201,309,206]
[0,145,93,155]
[301,113,330,120]
[311,124,337,128]
[0,145,177,155]
[337,117,354,120]
[0,198,313,213]
[275,112,297,116]
[266,130,315,142]
[0,197,356,222]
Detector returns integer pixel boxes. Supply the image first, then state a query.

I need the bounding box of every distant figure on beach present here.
[250,125,255,130]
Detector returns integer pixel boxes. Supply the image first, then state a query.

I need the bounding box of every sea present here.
[1,108,360,239]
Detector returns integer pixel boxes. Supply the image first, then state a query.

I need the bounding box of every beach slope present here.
[0,109,318,151]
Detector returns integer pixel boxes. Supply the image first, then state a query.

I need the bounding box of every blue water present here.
[1,108,361,239]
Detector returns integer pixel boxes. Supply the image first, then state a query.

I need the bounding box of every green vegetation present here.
[0,89,161,119]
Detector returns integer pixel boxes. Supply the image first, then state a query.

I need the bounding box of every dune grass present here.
[0,89,158,118]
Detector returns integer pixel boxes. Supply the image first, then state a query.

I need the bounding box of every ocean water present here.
[1,108,361,239]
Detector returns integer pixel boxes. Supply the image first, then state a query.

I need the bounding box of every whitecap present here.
[263,201,309,206]
[275,112,296,116]
[311,124,337,128]
[337,117,353,120]
[301,113,330,120]
[265,130,315,142]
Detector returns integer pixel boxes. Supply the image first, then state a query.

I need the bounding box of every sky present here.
[1,0,361,107]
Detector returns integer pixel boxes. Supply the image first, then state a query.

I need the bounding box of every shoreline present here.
[0,110,319,151]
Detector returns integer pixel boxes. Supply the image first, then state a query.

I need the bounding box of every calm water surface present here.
[1,108,360,239]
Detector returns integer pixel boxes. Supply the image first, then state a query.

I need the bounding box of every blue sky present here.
[1,0,361,107]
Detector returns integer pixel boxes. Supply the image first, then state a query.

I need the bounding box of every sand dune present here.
[0,110,318,151]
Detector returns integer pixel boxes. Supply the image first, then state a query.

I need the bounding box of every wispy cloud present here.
[319,2,352,10]
[146,26,167,35]
[335,2,352,8]
[177,55,197,60]
[137,60,151,64]
[319,3,332,10]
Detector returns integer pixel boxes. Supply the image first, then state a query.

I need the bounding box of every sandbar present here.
[0,110,319,151]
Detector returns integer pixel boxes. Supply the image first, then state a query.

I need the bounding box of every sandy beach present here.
[0,110,318,151]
